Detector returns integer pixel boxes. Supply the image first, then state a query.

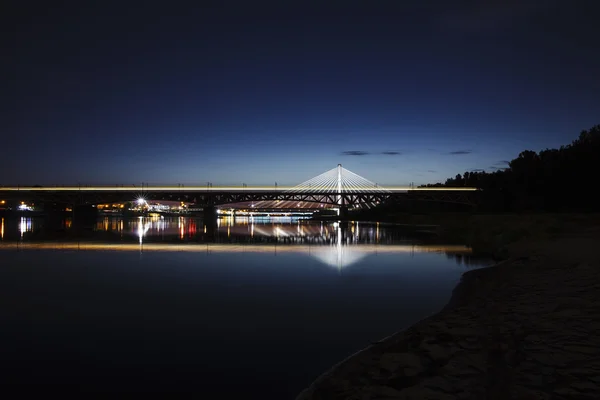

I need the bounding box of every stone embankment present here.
[296,227,600,399]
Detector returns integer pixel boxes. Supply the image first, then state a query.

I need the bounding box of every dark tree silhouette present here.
[420,125,600,212]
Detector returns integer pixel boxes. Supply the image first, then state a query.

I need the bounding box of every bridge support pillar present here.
[340,222,350,241]
[339,206,349,220]
[202,206,218,242]
[43,202,66,218]
[203,205,218,223]
[72,205,97,225]
[43,202,66,230]
[203,220,216,241]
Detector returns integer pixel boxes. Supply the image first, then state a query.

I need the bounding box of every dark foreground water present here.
[0,215,489,398]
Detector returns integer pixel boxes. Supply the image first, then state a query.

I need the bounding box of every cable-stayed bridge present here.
[228,164,392,210]
[0,165,478,218]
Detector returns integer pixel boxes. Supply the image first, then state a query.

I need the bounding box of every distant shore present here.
[296,214,600,399]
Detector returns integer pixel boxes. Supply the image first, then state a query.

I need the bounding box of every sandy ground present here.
[295,225,600,399]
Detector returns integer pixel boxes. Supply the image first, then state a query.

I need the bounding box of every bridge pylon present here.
[337,163,343,208]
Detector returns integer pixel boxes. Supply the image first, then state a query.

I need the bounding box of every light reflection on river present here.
[0,215,490,398]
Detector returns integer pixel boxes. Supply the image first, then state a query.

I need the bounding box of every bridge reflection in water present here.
[1,215,478,270]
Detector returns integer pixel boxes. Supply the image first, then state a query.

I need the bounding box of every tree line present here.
[420,124,600,212]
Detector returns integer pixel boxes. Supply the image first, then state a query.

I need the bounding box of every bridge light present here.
[137,198,146,205]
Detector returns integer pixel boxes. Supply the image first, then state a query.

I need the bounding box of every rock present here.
[421,341,455,360]
[511,387,552,400]
[378,353,423,376]
[420,376,454,393]
[568,381,599,393]
[344,385,406,399]
[400,385,458,400]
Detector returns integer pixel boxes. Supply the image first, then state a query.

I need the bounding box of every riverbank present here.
[351,212,600,259]
[296,216,600,399]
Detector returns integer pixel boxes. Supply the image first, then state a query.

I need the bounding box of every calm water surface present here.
[0,215,489,398]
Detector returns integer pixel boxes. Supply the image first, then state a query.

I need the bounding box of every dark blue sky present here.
[3,1,599,186]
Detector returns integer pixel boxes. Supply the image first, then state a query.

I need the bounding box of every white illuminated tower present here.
[337,163,343,209]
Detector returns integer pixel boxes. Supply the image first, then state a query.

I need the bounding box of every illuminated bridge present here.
[0,165,478,219]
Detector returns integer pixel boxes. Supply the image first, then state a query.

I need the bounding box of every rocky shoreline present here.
[296,228,600,399]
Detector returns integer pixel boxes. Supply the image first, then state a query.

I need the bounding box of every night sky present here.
[3,1,599,186]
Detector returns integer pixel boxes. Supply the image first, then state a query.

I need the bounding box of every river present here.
[0,215,490,398]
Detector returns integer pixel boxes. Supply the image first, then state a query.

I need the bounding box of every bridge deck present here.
[0,187,479,208]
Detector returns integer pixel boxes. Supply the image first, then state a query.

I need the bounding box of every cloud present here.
[495,160,511,165]
[427,170,437,173]
[340,150,403,156]
[468,168,485,172]
[447,150,472,155]
[490,166,508,170]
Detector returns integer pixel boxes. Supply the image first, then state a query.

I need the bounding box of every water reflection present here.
[0,216,424,247]
[19,217,32,239]
[0,216,490,268]
[315,223,369,270]
[1,215,488,270]
[137,216,150,244]
[94,216,381,244]
[1,218,4,240]
[445,252,486,267]
[208,218,388,245]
